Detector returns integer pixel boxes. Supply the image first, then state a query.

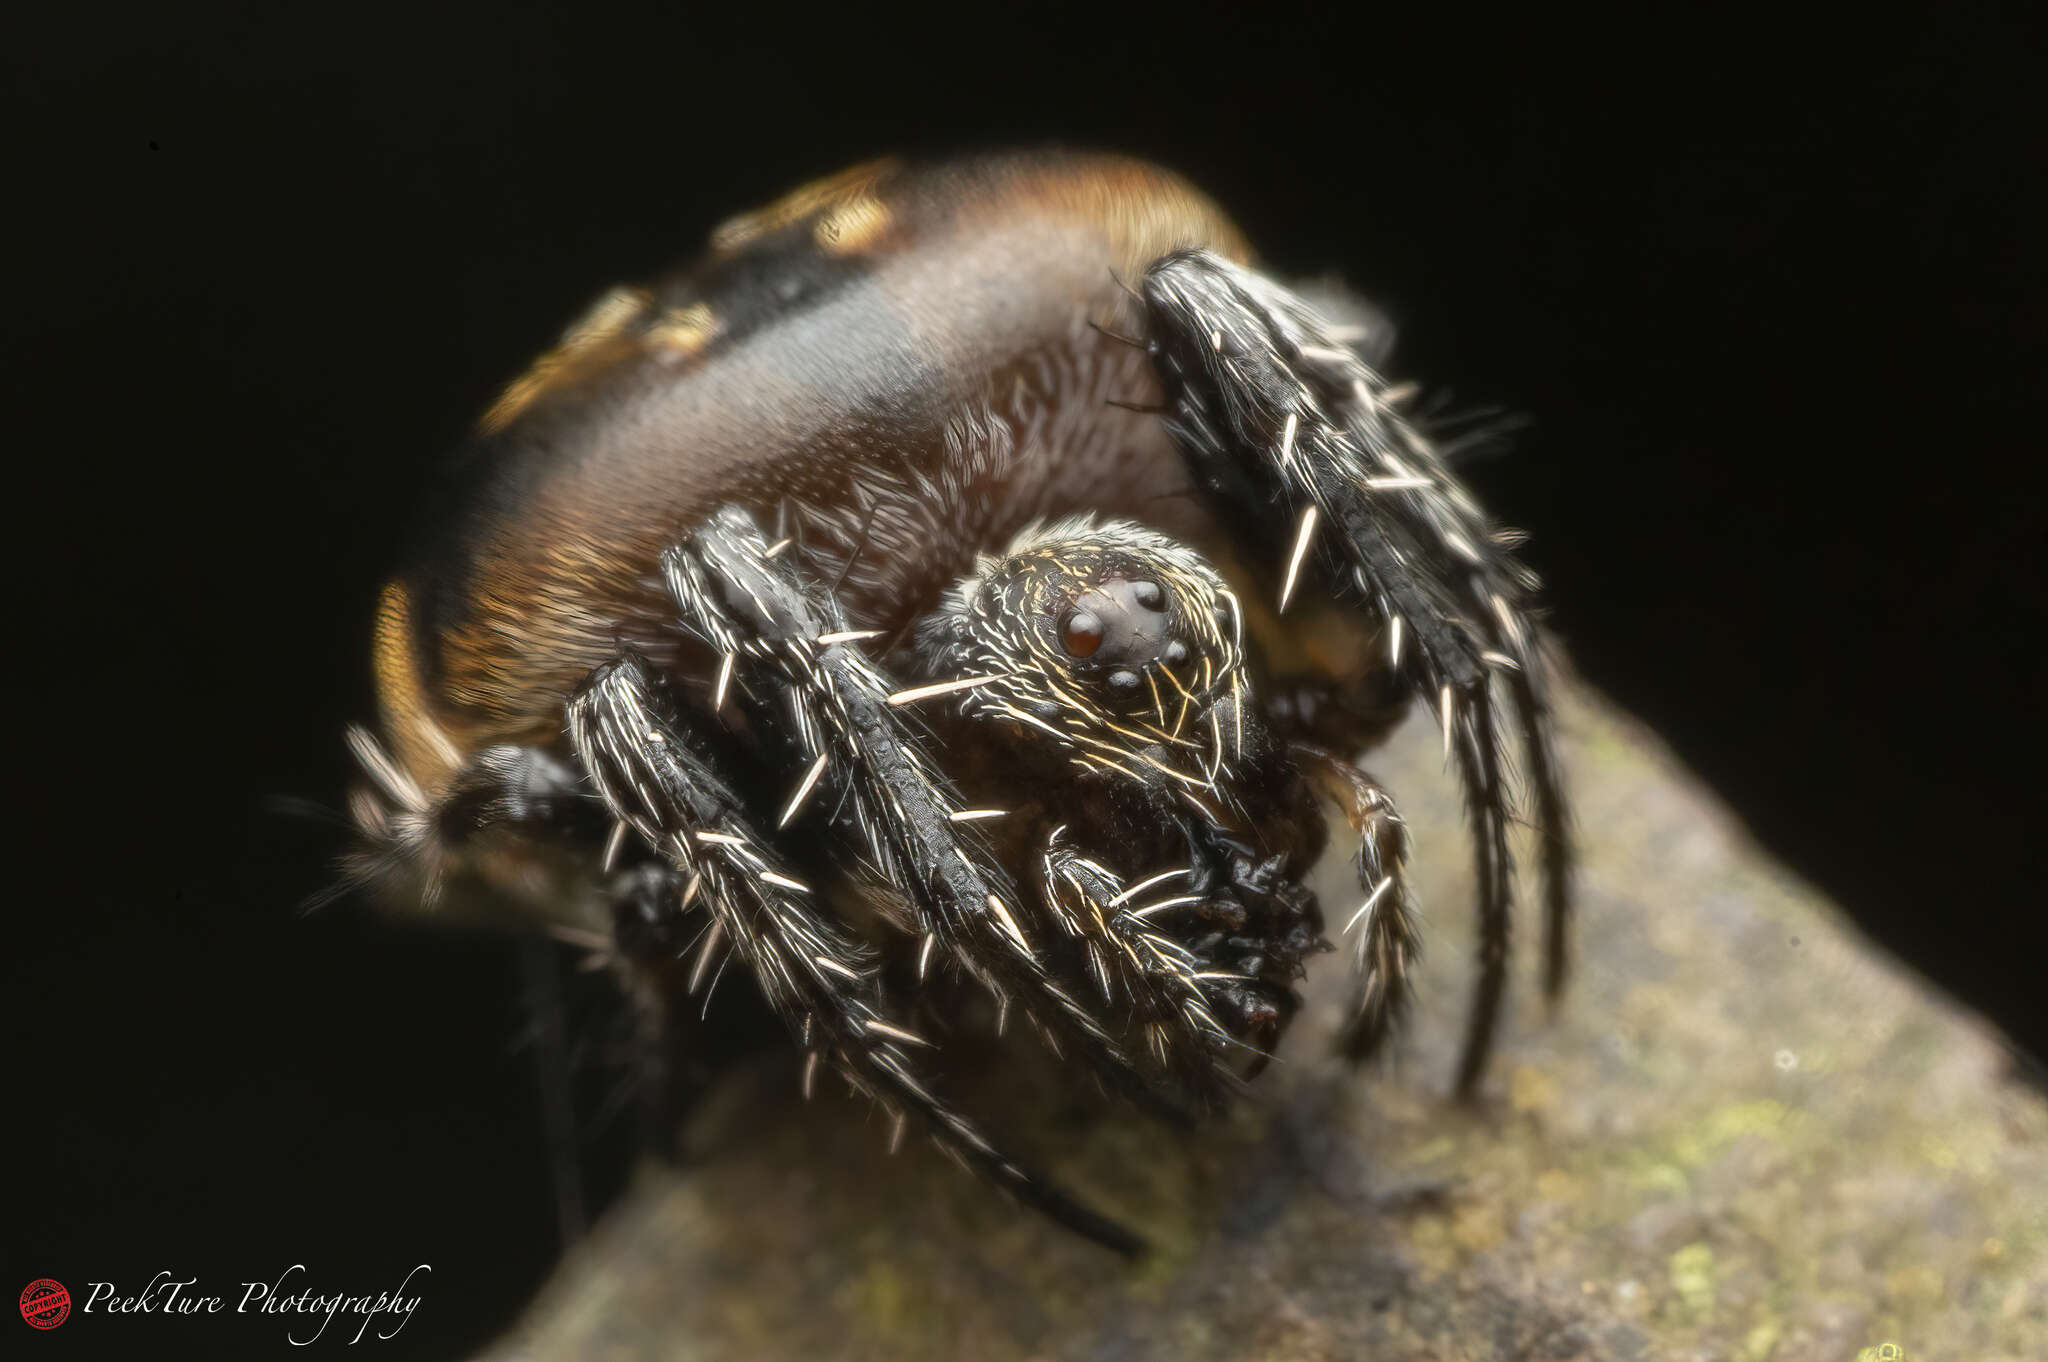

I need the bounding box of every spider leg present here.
[1292,743,1420,1063]
[1139,250,1571,1094]
[662,505,1188,1127]
[1036,827,1240,1110]
[567,652,1143,1255]
[345,730,613,907]
[431,744,600,838]
[350,731,747,1197]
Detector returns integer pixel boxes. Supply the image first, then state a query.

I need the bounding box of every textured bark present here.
[482,685,2048,1362]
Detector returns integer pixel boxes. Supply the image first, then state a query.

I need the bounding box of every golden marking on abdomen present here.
[814,195,891,254]
[372,582,463,794]
[710,158,901,252]
[646,302,720,360]
[479,285,651,433]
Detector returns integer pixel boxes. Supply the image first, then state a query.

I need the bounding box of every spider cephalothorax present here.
[919,517,1254,812]
[910,518,1324,1095]
[346,150,1570,1254]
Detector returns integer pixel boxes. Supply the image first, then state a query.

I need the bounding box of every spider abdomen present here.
[378,152,1251,800]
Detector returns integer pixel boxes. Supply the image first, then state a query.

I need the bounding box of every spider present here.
[346,150,1570,1254]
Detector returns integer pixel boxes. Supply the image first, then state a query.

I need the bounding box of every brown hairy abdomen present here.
[389,151,1250,773]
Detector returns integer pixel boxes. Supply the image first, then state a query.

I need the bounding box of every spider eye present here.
[1061,610,1105,657]
[1055,577,1180,678]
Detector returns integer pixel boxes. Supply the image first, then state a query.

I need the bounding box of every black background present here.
[7,3,2044,1356]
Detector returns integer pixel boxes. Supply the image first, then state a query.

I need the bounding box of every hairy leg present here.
[1292,743,1420,1064]
[1033,826,1244,1108]
[659,505,1189,1127]
[1140,251,1571,1093]
[569,651,1143,1254]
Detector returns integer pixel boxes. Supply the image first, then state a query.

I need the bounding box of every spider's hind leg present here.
[1139,251,1571,1095]
[568,651,1144,1256]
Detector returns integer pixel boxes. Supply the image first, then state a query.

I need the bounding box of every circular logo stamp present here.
[19,1279,69,1330]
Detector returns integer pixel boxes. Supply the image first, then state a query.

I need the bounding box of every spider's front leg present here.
[1139,251,1571,1094]
[566,651,1143,1255]
[1034,827,1241,1108]
[662,506,1183,1129]
[1290,744,1420,1063]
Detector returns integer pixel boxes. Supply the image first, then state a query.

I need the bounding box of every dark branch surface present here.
[482,681,2047,1362]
